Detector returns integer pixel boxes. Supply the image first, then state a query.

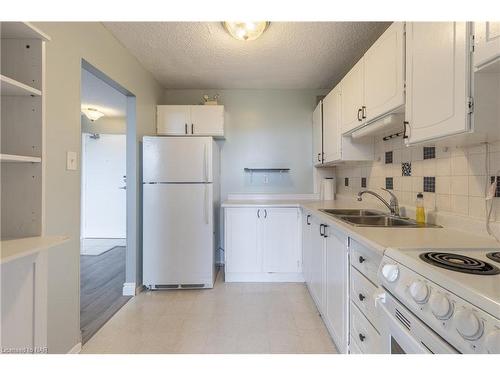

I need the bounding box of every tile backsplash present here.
[335,137,500,222]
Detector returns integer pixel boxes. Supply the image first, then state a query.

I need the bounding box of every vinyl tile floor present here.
[81,270,337,354]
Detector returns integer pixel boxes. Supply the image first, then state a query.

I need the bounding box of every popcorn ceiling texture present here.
[335,137,500,222]
[103,22,390,89]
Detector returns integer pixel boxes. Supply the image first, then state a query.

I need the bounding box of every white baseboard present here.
[225,272,304,282]
[67,342,82,354]
[122,282,136,296]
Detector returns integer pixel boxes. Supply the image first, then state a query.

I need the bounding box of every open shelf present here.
[0,153,42,163]
[1,22,51,41]
[1,74,42,96]
[0,236,69,264]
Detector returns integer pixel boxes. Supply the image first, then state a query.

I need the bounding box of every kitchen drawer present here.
[350,301,382,354]
[349,337,363,354]
[350,239,382,285]
[350,266,380,329]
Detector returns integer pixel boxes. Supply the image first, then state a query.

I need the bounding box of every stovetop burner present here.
[486,251,500,264]
[419,252,500,275]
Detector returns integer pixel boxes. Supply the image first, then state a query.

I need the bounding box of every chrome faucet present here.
[357,188,400,217]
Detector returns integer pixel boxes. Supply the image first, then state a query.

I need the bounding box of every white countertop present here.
[1,235,69,265]
[222,198,500,255]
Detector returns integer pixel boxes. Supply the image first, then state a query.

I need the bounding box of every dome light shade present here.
[82,108,105,122]
[223,22,269,41]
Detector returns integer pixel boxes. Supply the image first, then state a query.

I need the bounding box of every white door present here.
[302,212,313,287]
[474,22,500,70]
[312,101,323,165]
[310,218,325,313]
[364,22,405,122]
[405,22,472,144]
[322,86,341,163]
[224,207,261,273]
[325,226,349,353]
[190,105,224,136]
[143,136,212,183]
[157,105,191,135]
[262,208,300,273]
[82,133,126,239]
[341,59,365,134]
[143,183,213,286]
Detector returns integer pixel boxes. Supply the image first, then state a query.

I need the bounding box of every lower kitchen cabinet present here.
[309,216,326,312]
[224,206,302,282]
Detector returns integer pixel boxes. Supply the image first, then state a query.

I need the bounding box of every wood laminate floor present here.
[80,246,131,344]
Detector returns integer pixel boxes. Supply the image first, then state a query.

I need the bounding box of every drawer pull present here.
[359,333,366,342]
[358,293,366,301]
[359,256,366,264]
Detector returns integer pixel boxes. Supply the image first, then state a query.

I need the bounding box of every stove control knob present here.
[484,330,500,354]
[381,264,399,283]
[429,291,452,319]
[455,309,483,340]
[409,280,429,304]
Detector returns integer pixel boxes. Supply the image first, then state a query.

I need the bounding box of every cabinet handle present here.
[357,108,363,121]
[319,224,324,237]
[359,256,366,264]
[306,214,311,225]
[257,209,260,218]
[403,121,409,139]
[191,123,194,134]
[359,293,366,301]
[323,224,328,238]
[264,209,267,219]
[362,106,366,119]
[322,152,325,163]
[359,333,366,342]
[317,153,321,162]
[185,123,188,134]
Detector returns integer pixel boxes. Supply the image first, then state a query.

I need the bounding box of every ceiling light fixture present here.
[223,22,270,41]
[82,108,105,122]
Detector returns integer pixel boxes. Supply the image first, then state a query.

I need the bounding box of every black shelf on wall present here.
[244,168,290,173]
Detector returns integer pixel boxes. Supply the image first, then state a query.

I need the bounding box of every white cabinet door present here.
[324,226,349,353]
[224,207,261,273]
[157,105,191,135]
[312,101,323,165]
[190,105,224,136]
[302,212,313,288]
[405,22,472,144]
[474,22,500,70]
[341,59,364,134]
[262,208,300,273]
[322,86,341,163]
[310,218,325,313]
[364,22,405,122]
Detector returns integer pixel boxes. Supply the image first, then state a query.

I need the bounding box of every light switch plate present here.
[66,151,77,170]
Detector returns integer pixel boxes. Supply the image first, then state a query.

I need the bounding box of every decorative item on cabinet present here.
[202,93,220,105]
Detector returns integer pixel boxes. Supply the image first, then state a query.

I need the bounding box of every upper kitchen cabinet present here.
[340,59,364,134]
[405,22,472,145]
[312,101,323,165]
[474,22,500,71]
[363,22,405,123]
[157,105,224,137]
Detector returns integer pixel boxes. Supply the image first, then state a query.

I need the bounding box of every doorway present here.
[79,64,134,344]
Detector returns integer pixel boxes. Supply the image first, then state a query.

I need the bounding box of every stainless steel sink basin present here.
[319,209,385,217]
[337,215,441,228]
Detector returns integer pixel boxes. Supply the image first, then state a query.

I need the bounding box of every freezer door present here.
[143,136,213,183]
[143,183,214,286]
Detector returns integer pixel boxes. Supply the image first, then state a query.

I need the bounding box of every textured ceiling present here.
[81,68,127,117]
[103,22,390,89]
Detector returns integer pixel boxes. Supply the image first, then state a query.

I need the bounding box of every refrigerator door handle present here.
[204,143,208,182]
[204,184,209,224]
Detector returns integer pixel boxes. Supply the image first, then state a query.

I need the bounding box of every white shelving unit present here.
[1,22,59,353]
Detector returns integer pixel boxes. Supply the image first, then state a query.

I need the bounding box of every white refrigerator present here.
[142,136,220,289]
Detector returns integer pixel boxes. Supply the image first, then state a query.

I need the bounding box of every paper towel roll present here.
[321,178,335,201]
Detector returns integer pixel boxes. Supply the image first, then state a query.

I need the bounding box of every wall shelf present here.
[0,153,42,163]
[1,22,51,41]
[244,168,290,173]
[0,74,42,96]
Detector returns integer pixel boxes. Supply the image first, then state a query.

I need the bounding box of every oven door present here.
[377,291,459,354]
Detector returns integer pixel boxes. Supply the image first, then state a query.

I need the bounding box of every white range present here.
[378,247,500,354]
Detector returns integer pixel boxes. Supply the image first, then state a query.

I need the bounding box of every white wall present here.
[34,22,163,353]
[163,89,328,201]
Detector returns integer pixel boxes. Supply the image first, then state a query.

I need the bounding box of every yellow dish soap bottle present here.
[416,192,425,224]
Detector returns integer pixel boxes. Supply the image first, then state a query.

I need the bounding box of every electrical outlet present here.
[490,176,500,198]
[66,151,77,170]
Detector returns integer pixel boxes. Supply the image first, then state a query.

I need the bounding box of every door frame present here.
[80,60,138,297]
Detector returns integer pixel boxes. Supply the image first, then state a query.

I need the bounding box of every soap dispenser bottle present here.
[416,192,425,224]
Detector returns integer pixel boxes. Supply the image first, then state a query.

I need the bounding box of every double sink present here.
[319,208,441,228]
